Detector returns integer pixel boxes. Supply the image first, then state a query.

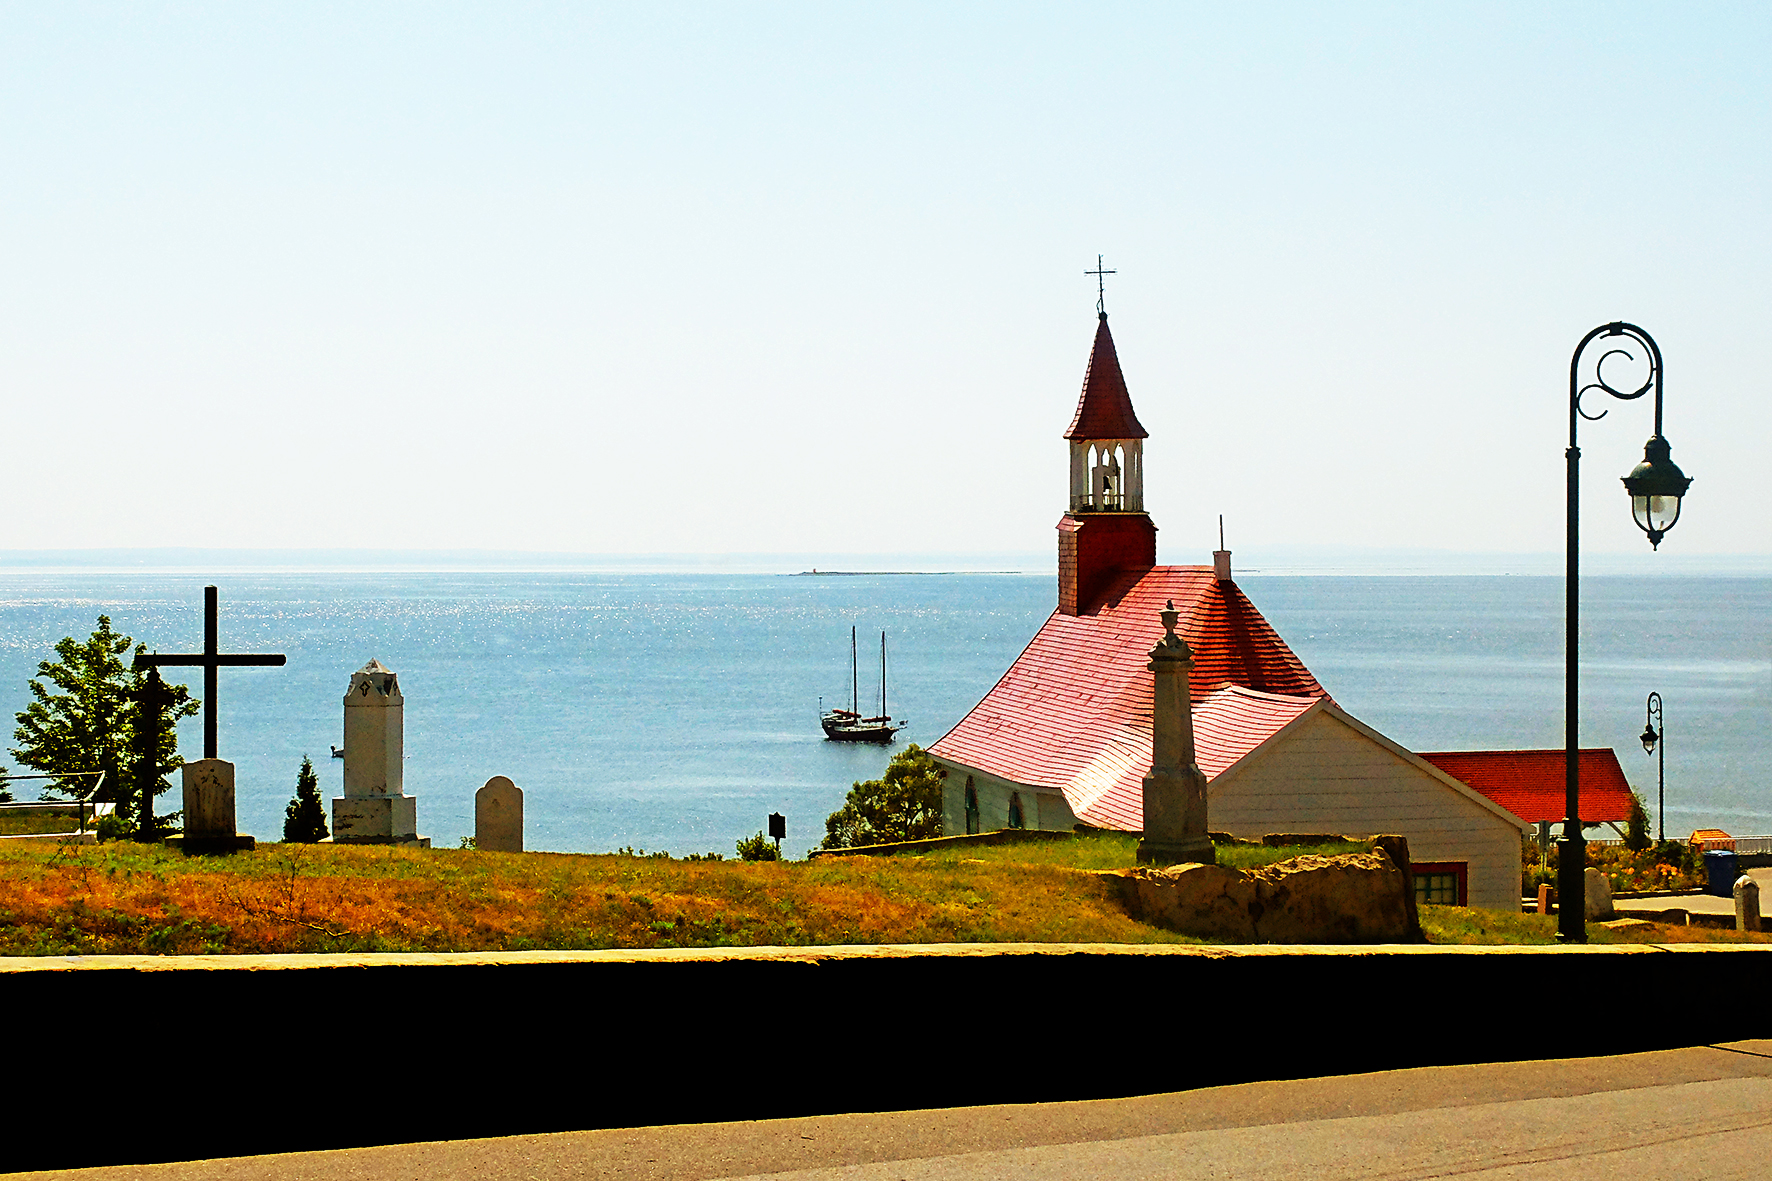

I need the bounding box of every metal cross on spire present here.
[1085,254,1116,315]
[134,585,287,760]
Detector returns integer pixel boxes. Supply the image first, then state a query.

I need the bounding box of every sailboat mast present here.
[881,632,888,717]
[851,626,858,715]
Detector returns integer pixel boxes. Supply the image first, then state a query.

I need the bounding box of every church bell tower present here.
[1057,310,1157,615]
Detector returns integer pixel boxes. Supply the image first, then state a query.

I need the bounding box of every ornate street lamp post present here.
[1641,692,1664,845]
[1561,323,1692,942]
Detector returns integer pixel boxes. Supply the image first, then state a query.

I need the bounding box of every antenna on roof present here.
[1085,254,1115,316]
[1219,514,1225,551]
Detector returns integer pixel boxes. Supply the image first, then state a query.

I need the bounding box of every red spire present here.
[1063,313,1148,441]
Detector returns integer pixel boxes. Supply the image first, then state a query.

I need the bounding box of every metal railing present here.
[1584,835,1772,854]
[1069,492,1143,512]
[0,772,108,838]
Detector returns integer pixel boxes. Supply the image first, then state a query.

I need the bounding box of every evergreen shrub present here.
[283,756,328,843]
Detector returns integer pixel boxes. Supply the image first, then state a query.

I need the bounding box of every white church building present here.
[927,310,1528,910]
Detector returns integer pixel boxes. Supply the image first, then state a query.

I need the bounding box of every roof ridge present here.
[1418,747,1622,756]
[1205,683,1325,704]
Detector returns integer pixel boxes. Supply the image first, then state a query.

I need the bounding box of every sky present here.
[2,3,1768,564]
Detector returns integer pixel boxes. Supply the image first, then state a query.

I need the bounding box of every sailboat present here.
[820,627,906,743]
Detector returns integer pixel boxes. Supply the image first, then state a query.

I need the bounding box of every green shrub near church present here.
[819,743,942,851]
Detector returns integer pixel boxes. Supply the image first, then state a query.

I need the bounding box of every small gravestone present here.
[179,759,255,854]
[475,776,523,853]
[1735,874,1761,932]
[333,660,428,847]
[1583,866,1614,920]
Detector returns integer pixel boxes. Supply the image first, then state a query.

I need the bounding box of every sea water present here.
[0,570,1765,859]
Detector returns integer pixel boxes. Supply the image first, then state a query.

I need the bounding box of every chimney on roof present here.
[1213,515,1231,582]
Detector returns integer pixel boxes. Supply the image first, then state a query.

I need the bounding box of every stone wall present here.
[1106,851,1417,943]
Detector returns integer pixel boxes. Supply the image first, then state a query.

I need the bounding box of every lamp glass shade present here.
[1631,494,1683,536]
[1640,723,1658,754]
[1620,435,1692,548]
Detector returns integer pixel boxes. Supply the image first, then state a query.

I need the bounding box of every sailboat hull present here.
[820,713,903,743]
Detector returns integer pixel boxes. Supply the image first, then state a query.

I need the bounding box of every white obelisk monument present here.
[332,660,427,846]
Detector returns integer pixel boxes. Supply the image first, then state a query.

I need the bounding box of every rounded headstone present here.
[475,776,524,853]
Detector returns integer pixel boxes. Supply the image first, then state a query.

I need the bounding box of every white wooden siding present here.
[1209,711,1522,910]
[936,760,1076,836]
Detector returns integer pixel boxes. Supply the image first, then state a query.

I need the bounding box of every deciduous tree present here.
[819,743,943,851]
[10,616,196,831]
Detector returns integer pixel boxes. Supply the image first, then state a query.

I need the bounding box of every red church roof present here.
[1416,749,1635,824]
[1063,313,1148,441]
[929,565,1330,829]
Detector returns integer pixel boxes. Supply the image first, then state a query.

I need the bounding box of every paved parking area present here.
[29,1040,1772,1181]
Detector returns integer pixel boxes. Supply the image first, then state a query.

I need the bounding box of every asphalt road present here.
[26,1040,1772,1181]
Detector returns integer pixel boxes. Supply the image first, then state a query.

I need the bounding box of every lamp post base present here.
[1137,837,1216,867]
[1557,829,1587,943]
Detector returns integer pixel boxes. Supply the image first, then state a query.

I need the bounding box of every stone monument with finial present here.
[1137,600,1215,866]
[333,660,428,846]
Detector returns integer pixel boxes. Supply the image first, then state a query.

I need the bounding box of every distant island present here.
[792,569,1025,576]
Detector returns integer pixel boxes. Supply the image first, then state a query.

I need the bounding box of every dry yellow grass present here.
[0,838,1209,955]
[3,836,1761,955]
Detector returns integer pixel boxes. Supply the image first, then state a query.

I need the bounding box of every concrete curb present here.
[6,939,1763,973]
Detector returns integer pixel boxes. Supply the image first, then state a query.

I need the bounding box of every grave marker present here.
[333,660,427,846]
[475,776,523,853]
[1735,874,1761,932]
[133,586,283,853]
[132,585,287,760]
[1137,601,1215,866]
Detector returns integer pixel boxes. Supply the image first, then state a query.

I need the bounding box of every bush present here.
[1625,791,1652,852]
[819,743,942,851]
[94,813,132,842]
[735,831,780,861]
[283,755,329,843]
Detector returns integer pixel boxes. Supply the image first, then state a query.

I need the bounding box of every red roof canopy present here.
[1063,313,1148,441]
[1417,749,1635,824]
[929,565,1329,829]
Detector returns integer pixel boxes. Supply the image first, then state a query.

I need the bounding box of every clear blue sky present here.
[3,3,1767,562]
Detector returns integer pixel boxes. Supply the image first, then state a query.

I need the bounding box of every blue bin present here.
[1704,849,1739,897]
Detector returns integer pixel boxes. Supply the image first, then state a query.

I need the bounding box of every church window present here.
[964,778,980,835]
[1007,791,1025,830]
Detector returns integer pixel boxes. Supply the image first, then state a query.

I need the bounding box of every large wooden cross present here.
[134,585,286,760]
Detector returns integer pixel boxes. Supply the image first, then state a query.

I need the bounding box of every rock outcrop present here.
[1108,849,1418,943]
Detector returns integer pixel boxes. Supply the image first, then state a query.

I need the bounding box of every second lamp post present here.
[1641,692,1665,845]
